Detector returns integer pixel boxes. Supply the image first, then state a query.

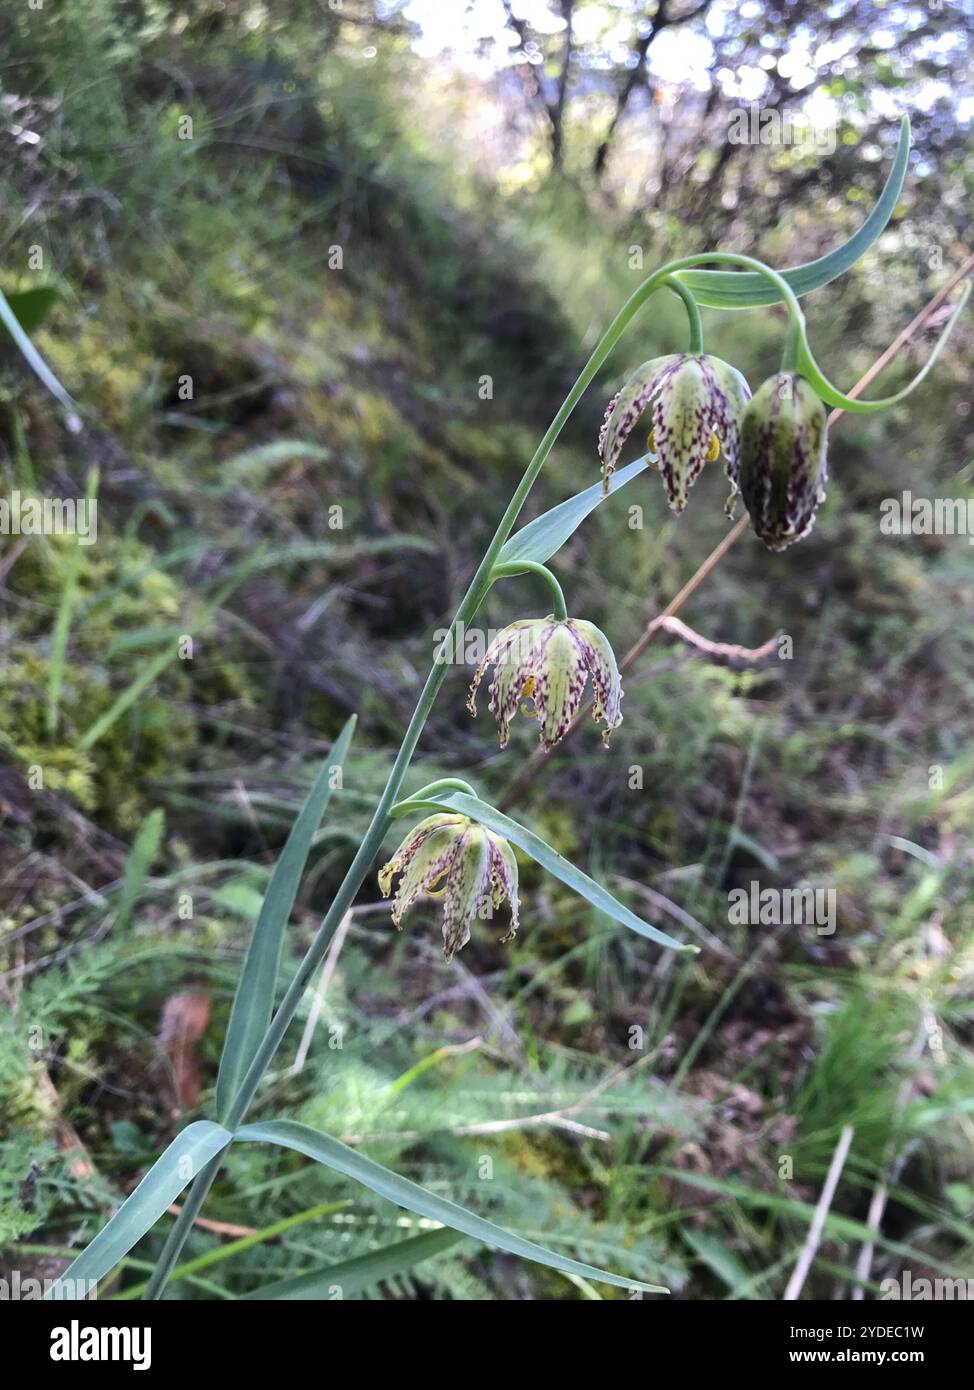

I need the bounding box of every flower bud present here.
[738,373,828,550]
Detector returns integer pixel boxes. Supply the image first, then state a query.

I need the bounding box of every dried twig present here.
[652,614,779,663]
[783,1123,855,1301]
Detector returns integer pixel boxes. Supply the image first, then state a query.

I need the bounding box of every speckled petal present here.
[598,355,681,492]
[703,356,751,513]
[740,374,828,550]
[487,831,520,943]
[530,622,588,752]
[389,829,463,927]
[378,813,467,898]
[490,618,554,748]
[467,620,542,720]
[442,827,492,960]
[567,619,624,746]
[651,356,719,514]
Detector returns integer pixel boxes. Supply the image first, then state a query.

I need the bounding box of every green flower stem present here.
[795,279,970,412]
[405,777,479,803]
[687,251,970,410]
[142,247,815,1297]
[667,277,705,354]
[490,560,568,620]
[781,315,803,374]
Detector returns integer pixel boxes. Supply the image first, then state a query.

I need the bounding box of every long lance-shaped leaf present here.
[241,1226,464,1300]
[236,1120,668,1294]
[47,1121,233,1295]
[216,716,357,1118]
[499,455,652,567]
[394,791,698,954]
[78,562,266,751]
[674,117,910,309]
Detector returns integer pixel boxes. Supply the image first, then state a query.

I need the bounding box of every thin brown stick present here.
[499,260,973,810]
[783,1123,855,1300]
[651,614,779,664]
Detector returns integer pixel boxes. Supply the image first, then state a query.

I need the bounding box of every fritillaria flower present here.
[378,813,519,960]
[467,617,623,752]
[599,353,751,514]
[738,373,828,551]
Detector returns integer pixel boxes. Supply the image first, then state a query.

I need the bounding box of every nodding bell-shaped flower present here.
[378,813,519,960]
[467,616,623,752]
[599,353,751,514]
[738,373,828,551]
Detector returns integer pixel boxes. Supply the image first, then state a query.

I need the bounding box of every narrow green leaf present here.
[46,467,99,737]
[216,716,357,1119]
[111,1200,349,1300]
[46,556,83,737]
[675,117,910,309]
[499,456,651,567]
[658,1168,967,1278]
[0,285,79,419]
[240,1226,464,1300]
[248,537,436,570]
[114,809,165,933]
[681,1227,751,1293]
[48,1121,233,1295]
[405,791,697,954]
[237,1120,668,1294]
[79,563,261,750]
[78,647,177,750]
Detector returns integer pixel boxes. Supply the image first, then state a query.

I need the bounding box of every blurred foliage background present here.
[0,0,972,1300]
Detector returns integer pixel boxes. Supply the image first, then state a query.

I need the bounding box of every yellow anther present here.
[647,428,657,455]
[706,433,721,463]
[426,872,448,898]
[519,674,539,718]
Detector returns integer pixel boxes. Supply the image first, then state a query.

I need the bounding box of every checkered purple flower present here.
[467,616,623,752]
[379,813,519,960]
[599,353,751,515]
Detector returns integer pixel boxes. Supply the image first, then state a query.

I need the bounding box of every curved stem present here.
[667,277,704,354]
[671,252,807,328]
[390,796,452,820]
[401,777,478,806]
[795,280,970,412]
[781,315,802,374]
[491,560,568,620]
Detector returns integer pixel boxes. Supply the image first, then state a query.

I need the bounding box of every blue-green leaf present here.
[216,716,357,1119]
[499,455,651,566]
[240,1227,464,1300]
[675,117,910,309]
[397,791,697,954]
[48,1121,233,1295]
[236,1120,668,1294]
